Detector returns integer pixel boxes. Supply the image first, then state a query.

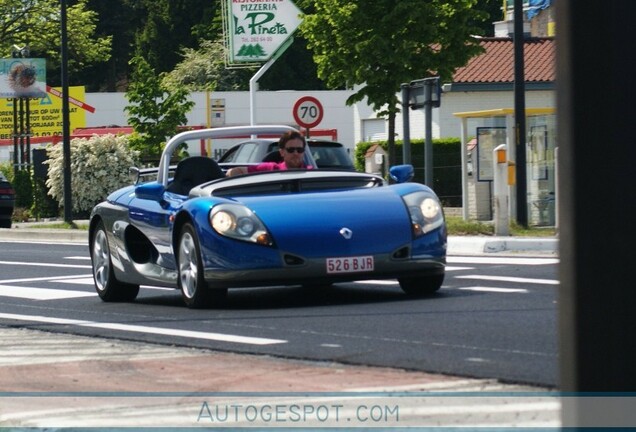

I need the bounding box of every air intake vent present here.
[392,246,410,259]
[284,254,305,266]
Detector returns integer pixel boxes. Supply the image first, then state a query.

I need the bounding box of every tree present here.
[79,0,138,91]
[0,0,112,85]
[125,56,194,161]
[162,38,258,92]
[300,0,487,165]
[128,0,220,74]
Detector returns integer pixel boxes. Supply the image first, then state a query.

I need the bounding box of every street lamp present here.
[61,0,72,223]
[406,77,441,186]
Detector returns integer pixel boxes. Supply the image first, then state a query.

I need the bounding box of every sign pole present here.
[424,81,433,186]
[61,0,73,224]
[249,36,295,137]
[401,83,411,164]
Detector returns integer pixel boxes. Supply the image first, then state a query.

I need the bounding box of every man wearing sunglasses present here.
[227,131,313,176]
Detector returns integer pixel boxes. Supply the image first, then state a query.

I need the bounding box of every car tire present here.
[91,220,140,302]
[398,274,444,296]
[177,222,226,309]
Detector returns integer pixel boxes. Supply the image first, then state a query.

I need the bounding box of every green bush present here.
[355,138,462,207]
[32,174,59,219]
[13,169,33,209]
[0,161,12,182]
[46,134,140,214]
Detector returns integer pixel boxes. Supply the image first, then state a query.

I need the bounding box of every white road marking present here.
[0,284,95,300]
[0,240,83,246]
[64,256,91,260]
[49,278,175,292]
[51,277,95,285]
[448,256,559,265]
[353,280,398,285]
[0,312,287,346]
[456,275,559,285]
[446,266,474,271]
[459,286,528,293]
[0,260,91,269]
[0,274,92,284]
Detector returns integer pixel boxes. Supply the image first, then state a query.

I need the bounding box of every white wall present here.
[393,89,556,140]
[1,87,554,162]
[83,90,357,153]
[83,88,556,144]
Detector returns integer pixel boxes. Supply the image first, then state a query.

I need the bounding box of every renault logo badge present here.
[339,227,353,239]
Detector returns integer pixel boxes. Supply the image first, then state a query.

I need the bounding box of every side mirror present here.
[389,164,414,183]
[135,182,165,202]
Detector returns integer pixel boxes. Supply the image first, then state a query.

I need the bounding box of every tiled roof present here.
[452,37,555,84]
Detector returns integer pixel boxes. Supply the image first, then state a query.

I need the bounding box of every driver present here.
[226,131,312,176]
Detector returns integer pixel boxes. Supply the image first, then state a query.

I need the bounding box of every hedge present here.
[354,138,462,207]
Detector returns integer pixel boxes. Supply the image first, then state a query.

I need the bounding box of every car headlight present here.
[210,204,272,246]
[402,191,444,236]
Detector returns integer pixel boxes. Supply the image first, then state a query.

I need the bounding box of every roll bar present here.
[157,125,299,186]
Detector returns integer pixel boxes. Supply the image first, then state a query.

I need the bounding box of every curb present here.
[0,228,88,243]
[448,236,558,256]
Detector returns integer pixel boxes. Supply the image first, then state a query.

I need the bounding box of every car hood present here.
[233,187,412,257]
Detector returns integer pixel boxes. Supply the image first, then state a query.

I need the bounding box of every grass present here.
[446,216,557,237]
[20,221,89,230]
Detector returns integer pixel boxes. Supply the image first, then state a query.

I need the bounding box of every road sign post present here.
[293,96,324,137]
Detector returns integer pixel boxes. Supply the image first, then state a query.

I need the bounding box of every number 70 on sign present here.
[293,96,324,129]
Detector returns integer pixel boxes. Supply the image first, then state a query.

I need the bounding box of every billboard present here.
[0,86,88,141]
[227,0,303,62]
[0,58,47,99]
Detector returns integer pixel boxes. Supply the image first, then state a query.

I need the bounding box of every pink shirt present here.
[247,162,312,173]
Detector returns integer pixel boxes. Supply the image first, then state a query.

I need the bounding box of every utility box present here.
[364,144,387,176]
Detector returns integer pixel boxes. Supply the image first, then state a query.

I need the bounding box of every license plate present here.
[326,256,374,274]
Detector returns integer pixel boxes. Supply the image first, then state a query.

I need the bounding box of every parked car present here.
[89,125,446,309]
[217,138,355,171]
[0,173,15,228]
[308,140,356,171]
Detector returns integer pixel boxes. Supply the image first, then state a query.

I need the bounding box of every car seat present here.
[262,150,283,163]
[166,156,225,196]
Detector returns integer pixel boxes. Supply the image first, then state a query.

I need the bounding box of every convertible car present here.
[89,125,447,308]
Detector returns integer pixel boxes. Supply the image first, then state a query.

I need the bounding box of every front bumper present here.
[203,252,445,288]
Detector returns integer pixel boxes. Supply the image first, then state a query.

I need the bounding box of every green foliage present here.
[45,134,140,214]
[31,174,59,219]
[355,138,462,206]
[0,162,12,182]
[125,56,195,160]
[301,0,486,164]
[162,39,257,92]
[0,0,112,86]
[13,169,33,209]
[301,0,486,108]
[130,0,220,74]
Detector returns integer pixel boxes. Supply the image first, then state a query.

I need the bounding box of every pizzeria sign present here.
[227,0,303,62]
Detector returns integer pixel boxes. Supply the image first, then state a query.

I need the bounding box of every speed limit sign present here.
[293,96,324,129]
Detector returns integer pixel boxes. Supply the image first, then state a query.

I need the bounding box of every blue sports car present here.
[89,125,447,308]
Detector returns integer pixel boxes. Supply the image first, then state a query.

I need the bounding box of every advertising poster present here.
[0,86,88,141]
[476,127,507,182]
[0,58,47,99]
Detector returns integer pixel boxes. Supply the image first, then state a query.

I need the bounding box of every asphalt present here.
[0,222,561,428]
